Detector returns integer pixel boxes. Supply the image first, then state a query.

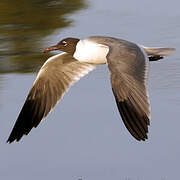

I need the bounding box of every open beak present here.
[43,45,59,53]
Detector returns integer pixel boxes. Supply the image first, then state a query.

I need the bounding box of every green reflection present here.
[0,0,87,73]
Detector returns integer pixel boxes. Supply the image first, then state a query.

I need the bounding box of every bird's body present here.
[74,38,109,64]
[7,36,175,143]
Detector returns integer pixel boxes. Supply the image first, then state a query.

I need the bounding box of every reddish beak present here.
[43,45,59,53]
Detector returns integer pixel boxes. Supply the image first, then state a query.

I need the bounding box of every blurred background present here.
[0,0,179,180]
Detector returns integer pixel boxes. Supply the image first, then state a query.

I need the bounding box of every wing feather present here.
[7,53,96,143]
[107,40,150,141]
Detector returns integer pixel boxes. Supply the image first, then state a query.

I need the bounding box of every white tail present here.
[141,46,176,56]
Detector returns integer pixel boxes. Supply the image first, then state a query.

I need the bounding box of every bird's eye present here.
[62,41,67,46]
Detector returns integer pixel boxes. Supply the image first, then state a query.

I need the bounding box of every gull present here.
[7,36,175,143]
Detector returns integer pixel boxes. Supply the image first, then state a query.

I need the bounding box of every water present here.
[0,0,180,179]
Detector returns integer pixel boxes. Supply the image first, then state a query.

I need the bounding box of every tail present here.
[141,46,176,56]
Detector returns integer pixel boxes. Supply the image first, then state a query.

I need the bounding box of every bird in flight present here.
[7,36,175,143]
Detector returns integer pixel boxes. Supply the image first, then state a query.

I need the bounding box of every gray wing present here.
[7,53,96,143]
[107,41,150,141]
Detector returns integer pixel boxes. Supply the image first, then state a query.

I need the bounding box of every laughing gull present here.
[7,36,175,143]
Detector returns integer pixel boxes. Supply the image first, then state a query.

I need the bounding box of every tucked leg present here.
[149,55,163,61]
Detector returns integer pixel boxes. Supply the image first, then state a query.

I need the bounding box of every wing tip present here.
[136,134,148,141]
[6,139,11,144]
[131,126,148,141]
[6,133,22,144]
[6,139,14,144]
[6,138,16,144]
[113,94,150,142]
[7,96,45,144]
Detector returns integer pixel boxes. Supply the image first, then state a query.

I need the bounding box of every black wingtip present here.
[7,96,45,143]
[6,133,16,144]
[6,139,13,144]
[6,136,19,144]
[114,95,150,142]
[6,140,10,144]
[6,131,23,143]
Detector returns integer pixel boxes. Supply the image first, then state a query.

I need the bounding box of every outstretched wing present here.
[107,40,150,141]
[7,53,96,143]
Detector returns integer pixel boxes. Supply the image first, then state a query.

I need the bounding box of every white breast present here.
[73,40,109,64]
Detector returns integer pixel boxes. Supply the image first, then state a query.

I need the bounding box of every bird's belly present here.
[73,40,109,64]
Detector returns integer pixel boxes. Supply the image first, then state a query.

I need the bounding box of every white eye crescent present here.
[62,41,67,46]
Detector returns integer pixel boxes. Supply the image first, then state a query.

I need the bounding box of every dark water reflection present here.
[0,0,87,73]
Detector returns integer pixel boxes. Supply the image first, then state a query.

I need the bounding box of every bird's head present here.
[43,37,80,55]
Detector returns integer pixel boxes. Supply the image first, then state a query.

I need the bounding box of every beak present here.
[43,45,59,53]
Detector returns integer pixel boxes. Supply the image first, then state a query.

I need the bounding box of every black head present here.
[43,37,80,55]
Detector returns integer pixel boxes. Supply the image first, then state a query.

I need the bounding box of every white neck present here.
[73,40,109,64]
